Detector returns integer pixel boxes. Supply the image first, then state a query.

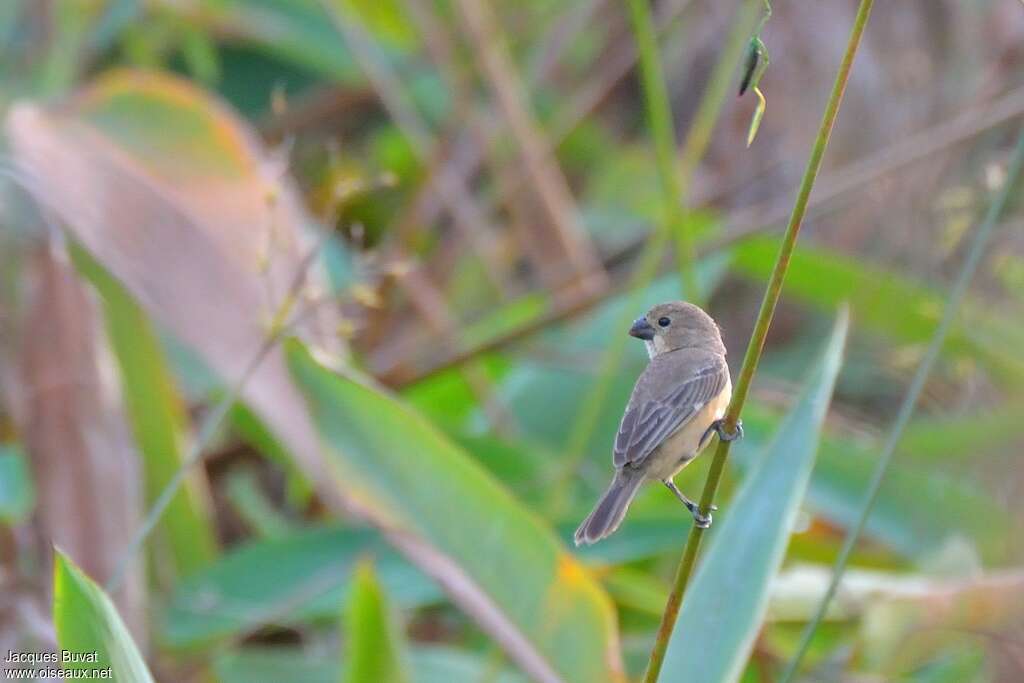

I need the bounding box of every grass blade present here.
[53,550,155,683]
[71,245,218,580]
[343,559,411,683]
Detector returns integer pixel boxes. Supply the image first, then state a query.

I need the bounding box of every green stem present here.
[625,0,700,301]
[778,125,1024,683]
[106,242,323,592]
[642,2,875,681]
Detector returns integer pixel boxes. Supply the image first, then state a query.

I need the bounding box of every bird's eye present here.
[658,317,671,327]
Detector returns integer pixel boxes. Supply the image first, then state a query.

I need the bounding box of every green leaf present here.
[287,341,624,683]
[213,645,528,683]
[344,559,410,683]
[734,404,1009,563]
[70,244,217,578]
[660,309,849,683]
[809,437,1009,563]
[53,550,156,682]
[163,525,440,649]
[732,237,1024,381]
[0,445,34,522]
[215,648,335,683]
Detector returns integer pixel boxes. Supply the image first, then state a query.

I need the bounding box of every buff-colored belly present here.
[642,375,732,482]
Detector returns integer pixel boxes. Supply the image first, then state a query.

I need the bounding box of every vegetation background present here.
[0,1,1022,681]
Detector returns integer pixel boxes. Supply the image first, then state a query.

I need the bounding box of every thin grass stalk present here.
[106,244,323,592]
[677,0,762,191]
[642,2,875,681]
[625,0,700,301]
[554,0,758,512]
[778,125,1024,683]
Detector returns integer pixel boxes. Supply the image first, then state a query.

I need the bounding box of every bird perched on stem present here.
[574,301,741,546]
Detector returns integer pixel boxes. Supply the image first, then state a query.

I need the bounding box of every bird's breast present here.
[644,375,732,481]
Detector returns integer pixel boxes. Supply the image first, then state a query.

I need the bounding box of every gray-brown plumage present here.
[574,301,734,546]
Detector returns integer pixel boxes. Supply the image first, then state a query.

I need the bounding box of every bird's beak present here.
[629,317,655,340]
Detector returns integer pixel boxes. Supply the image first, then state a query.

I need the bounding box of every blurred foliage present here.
[0,1,1022,682]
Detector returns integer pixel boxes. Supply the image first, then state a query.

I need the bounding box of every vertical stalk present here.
[779,126,1024,683]
[642,2,875,681]
[625,0,701,301]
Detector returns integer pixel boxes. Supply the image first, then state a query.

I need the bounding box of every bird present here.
[574,301,741,546]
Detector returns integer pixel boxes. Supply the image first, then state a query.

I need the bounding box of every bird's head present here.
[629,301,725,358]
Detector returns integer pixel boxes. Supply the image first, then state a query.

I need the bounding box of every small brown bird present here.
[574,301,740,546]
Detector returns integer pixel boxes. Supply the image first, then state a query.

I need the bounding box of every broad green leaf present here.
[224,468,294,539]
[660,309,849,683]
[344,560,410,683]
[53,550,156,682]
[0,445,34,522]
[214,646,527,683]
[287,342,623,683]
[897,400,1024,465]
[732,237,1024,381]
[71,244,217,578]
[215,648,335,683]
[809,437,1009,563]
[731,405,1008,562]
[163,525,440,649]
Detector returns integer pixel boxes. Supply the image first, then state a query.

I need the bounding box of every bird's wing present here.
[613,355,728,469]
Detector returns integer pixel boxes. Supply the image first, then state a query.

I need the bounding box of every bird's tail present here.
[574,470,644,546]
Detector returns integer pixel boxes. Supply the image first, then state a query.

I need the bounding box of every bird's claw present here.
[684,500,715,528]
[713,418,743,442]
[693,510,712,529]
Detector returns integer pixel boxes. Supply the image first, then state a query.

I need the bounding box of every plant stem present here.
[106,243,323,593]
[778,125,1024,683]
[642,2,875,681]
[677,0,763,191]
[625,0,700,302]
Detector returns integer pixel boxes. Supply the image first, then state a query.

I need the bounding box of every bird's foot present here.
[692,509,713,529]
[707,418,743,443]
[664,480,716,529]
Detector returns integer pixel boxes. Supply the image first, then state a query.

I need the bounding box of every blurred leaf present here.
[337,0,417,50]
[732,237,1024,381]
[17,245,144,633]
[224,468,294,539]
[7,71,345,588]
[809,436,1010,563]
[601,566,667,616]
[344,560,410,683]
[228,402,316,508]
[163,525,440,649]
[897,399,1024,465]
[71,244,218,579]
[287,341,624,683]
[661,309,849,683]
[215,648,335,683]
[174,0,420,85]
[0,444,34,522]
[733,405,1009,564]
[411,646,527,683]
[53,550,156,683]
[214,646,527,683]
[858,570,1024,678]
[175,0,362,82]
